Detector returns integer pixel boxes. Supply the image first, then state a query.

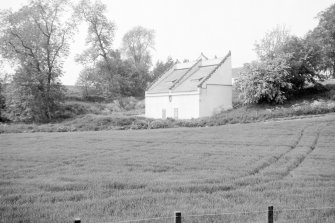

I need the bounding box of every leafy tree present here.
[236,56,292,104]
[121,26,155,96]
[0,60,6,120]
[236,26,321,104]
[122,26,155,68]
[75,50,144,99]
[75,0,122,99]
[75,0,115,65]
[0,0,76,122]
[254,25,290,61]
[75,66,99,98]
[0,77,6,121]
[307,4,335,77]
[5,66,65,122]
[281,37,320,89]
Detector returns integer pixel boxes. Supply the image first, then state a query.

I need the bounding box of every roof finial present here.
[197,52,208,61]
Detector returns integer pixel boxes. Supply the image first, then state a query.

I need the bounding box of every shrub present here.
[56,126,76,132]
[105,101,122,113]
[120,97,140,110]
[115,117,136,126]
[174,120,197,127]
[325,89,335,100]
[149,119,171,129]
[130,119,149,130]
[135,100,145,110]
[235,59,293,104]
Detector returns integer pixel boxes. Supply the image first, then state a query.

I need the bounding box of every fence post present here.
[268,206,273,223]
[74,218,81,223]
[175,211,181,223]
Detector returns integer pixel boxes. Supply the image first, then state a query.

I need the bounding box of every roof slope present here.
[147,51,231,94]
[173,65,217,92]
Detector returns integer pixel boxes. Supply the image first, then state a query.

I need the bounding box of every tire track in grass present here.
[254,121,333,183]
[280,122,330,180]
[158,127,310,194]
[161,121,333,194]
[247,128,305,176]
[222,127,310,190]
[205,125,324,193]
[257,125,324,181]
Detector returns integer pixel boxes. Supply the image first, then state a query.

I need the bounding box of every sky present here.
[0,0,334,85]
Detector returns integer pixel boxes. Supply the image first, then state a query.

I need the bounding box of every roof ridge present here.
[146,62,177,91]
[200,52,208,60]
[197,51,231,88]
[169,59,202,90]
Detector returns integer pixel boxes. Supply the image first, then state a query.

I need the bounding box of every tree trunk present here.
[92,25,120,100]
[46,72,52,121]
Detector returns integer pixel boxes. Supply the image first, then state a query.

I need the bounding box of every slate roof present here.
[173,65,217,92]
[147,51,231,94]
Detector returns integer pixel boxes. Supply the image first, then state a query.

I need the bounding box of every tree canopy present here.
[307,4,335,77]
[75,3,156,100]
[122,26,155,69]
[0,0,76,122]
[236,24,327,104]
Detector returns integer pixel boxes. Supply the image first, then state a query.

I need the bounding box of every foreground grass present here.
[1,114,335,222]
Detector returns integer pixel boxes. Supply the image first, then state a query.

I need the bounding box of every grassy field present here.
[1,114,335,223]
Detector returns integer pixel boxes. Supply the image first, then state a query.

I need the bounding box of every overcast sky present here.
[0,0,334,85]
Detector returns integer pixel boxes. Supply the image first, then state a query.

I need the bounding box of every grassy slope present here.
[1,82,335,133]
[1,114,335,223]
[0,97,334,134]
[0,81,334,134]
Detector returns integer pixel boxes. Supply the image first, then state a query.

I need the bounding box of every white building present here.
[145,51,232,119]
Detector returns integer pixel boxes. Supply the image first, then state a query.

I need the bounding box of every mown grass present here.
[1,114,335,222]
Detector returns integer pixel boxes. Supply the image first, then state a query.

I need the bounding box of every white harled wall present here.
[199,55,232,117]
[145,91,200,119]
[199,86,232,117]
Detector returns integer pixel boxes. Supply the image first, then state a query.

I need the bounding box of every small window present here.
[174,108,178,119]
[162,109,166,119]
[169,95,172,102]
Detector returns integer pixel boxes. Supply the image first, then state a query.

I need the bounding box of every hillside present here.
[0,81,334,134]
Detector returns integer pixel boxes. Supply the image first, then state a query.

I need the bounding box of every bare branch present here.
[50,32,66,67]
[33,18,49,37]
[10,31,35,57]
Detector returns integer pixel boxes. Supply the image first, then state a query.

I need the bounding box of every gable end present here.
[197,51,231,88]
